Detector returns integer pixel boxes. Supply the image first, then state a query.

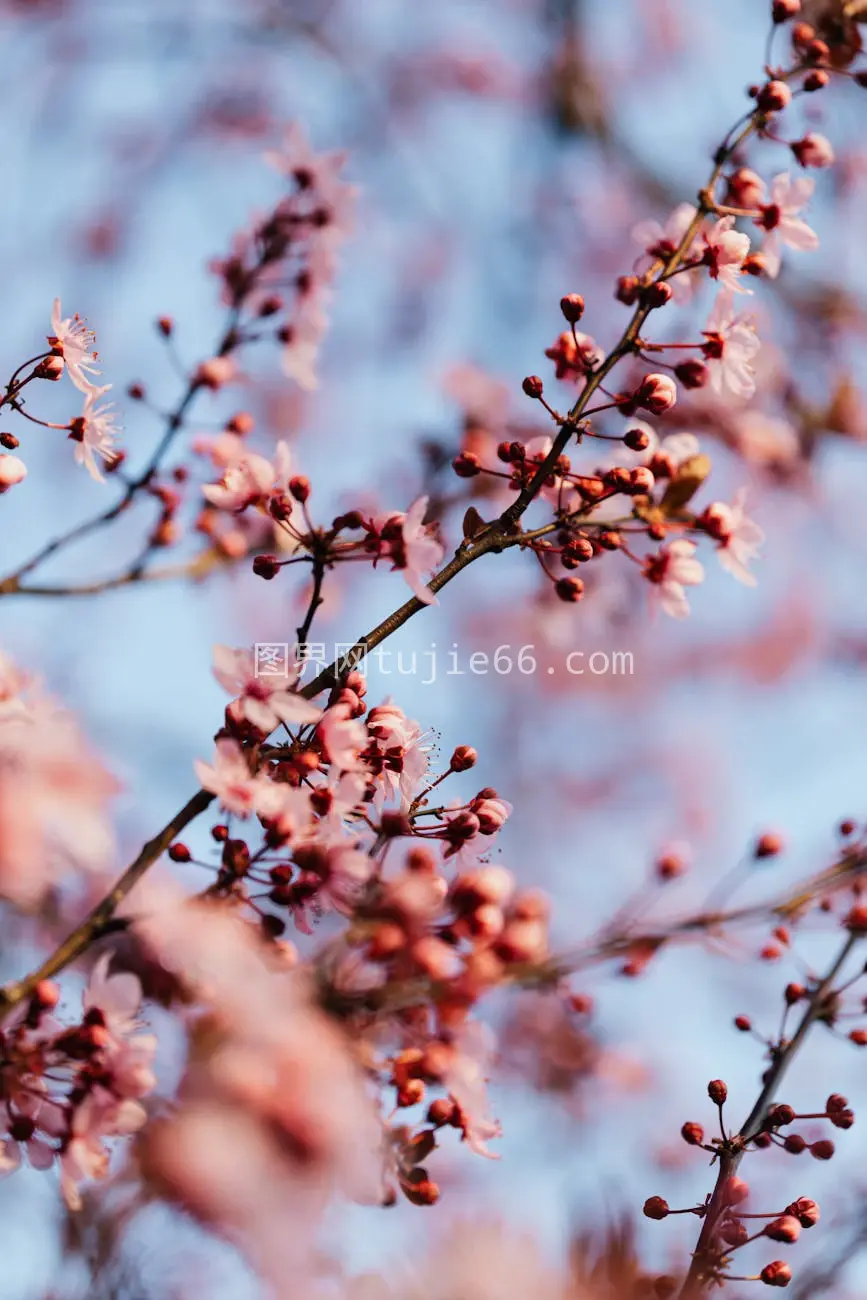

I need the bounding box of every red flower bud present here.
[560,293,585,323]
[765,1216,800,1244]
[761,1261,792,1287]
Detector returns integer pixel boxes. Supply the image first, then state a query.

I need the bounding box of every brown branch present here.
[0,76,785,1015]
[677,932,861,1298]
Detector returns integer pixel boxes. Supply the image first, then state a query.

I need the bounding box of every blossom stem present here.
[677,931,861,1297]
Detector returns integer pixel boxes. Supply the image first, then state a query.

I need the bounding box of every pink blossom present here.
[49,298,101,392]
[442,364,510,428]
[632,202,699,271]
[0,686,119,907]
[0,455,26,493]
[705,216,751,294]
[702,291,761,400]
[701,489,765,587]
[392,496,445,605]
[318,702,367,771]
[365,701,431,805]
[202,448,275,511]
[444,1021,502,1158]
[83,954,158,1099]
[321,844,376,911]
[60,1088,147,1211]
[755,173,819,278]
[644,539,705,619]
[193,738,263,816]
[733,412,800,469]
[70,386,121,483]
[212,645,322,732]
[255,781,315,845]
[136,895,381,1282]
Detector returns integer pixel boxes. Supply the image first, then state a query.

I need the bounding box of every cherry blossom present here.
[202,447,275,511]
[386,496,444,605]
[443,1021,502,1158]
[212,645,322,732]
[60,1088,148,1211]
[318,701,367,771]
[755,173,819,279]
[701,489,765,587]
[48,298,101,392]
[632,202,699,272]
[0,685,118,907]
[702,291,761,401]
[704,216,751,294]
[69,385,121,482]
[644,539,705,619]
[365,701,432,805]
[194,737,265,816]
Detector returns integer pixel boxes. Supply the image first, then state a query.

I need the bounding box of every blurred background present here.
[1,0,867,1295]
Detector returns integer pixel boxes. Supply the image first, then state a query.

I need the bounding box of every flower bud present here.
[623,427,651,452]
[681,1122,704,1146]
[452,451,481,478]
[766,1216,800,1243]
[643,1196,669,1220]
[522,375,544,399]
[754,831,784,859]
[616,275,640,305]
[809,1139,834,1160]
[635,374,677,414]
[772,0,800,18]
[450,745,478,772]
[760,1261,792,1287]
[555,577,585,603]
[644,282,673,308]
[0,455,27,494]
[757,80,792,112]
[721,1176,750,1205]
[560,293,585,323]
[791,133,834,168]
[784,1134,806,1154]
[708,1079,728,1105]
[787,1197,819,1227]
[629,466,655,494]
[168,842,191,863]
[252,554,280,580]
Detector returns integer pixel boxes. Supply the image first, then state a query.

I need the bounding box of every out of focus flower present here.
[702,291,761,400]
[194,737,264,816]
[701,489,764,586]
[755,173,819,278]
[0,672,118,907]
[644,539,705,619]
[0,455,27,494]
